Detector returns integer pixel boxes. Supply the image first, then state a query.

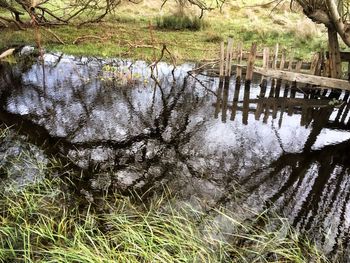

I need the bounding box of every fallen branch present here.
[0,19,7,27]
[42,28,65,44]
[127,42,160,50]
[0,16,24,30]
[73,35,107,44]
[0,48,16,60]
[188,61,218,73]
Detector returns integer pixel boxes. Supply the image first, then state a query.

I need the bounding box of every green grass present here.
[0,126,328,263]
[0,0,331,62]
[0,179,220,262]
[0,177,328,263]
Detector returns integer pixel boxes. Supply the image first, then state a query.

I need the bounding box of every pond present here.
[1,50,350,258]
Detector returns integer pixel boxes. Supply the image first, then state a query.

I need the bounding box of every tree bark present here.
[326,0,350,47]
[327,27,342,79]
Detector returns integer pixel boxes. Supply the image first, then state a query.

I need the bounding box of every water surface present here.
[1,52,350,257]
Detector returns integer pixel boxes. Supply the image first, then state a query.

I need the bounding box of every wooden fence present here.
[209,39,350,130]
[213,39,350,91]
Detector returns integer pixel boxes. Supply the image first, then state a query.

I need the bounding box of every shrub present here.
[156,15,206,31]
[205,32,224,43]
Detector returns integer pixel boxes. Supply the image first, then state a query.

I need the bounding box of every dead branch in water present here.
[150,44,177,69]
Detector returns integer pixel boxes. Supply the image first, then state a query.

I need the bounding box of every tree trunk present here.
[328,27,342,78]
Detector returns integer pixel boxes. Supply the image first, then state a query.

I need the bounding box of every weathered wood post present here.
[243,43,257,124]
[222,38,233,122]
[231,42,243,121]
[340,97,350,124]
[283,55,293,98]
[255,47,269,121]
[278,98,285,128]
[308,52,322,98]
[214,41,225,118]
[335,91,349,123]
[268,44,279,98]
[288,61,302,116]
[301,101,308,126]
[278,54,294,126]
[275,48,285,98]
[277,50,287,127]
[263,99,270,123]
[259,47,269,98]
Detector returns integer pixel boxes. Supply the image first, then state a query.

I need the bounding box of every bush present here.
[205,32,224,43]
[156,15,205,31]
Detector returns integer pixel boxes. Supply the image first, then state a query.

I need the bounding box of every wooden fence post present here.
[246,43,257,82]
[222,38,234,122]
[231,42,243,121]
[255,47,269,121]
[242,43,257,124]
[214,41,225,118]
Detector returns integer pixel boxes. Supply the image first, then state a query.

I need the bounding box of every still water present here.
[1,51,350,257]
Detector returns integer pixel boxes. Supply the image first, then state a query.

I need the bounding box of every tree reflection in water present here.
[1,52,350,256]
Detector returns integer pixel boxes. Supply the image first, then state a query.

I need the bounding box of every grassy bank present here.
[0,177,327,262]
[0,127,328,263]
[0,0,328,62]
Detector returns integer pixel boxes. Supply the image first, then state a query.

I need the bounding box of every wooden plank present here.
[236,49,350,69]
[260,47,269,85]
[253,66,350,91]
[222,81,229,122]
[295,61,302,72]
[263,102,270,123]
[310,53,320,75]
[288,55,294,71]
[246,43,257,81]
[279,49,286,70]
[313,51,324,77]
[243,82,250,125]
[274,49,286,98]
[226,38,234,76]
[219,42,225,77]
[236,42,243,78]
[215,42,225,119]
[340,102,350,123]
[258,46,269,107]
[269,45,279,99]
[262,47,270,69]
[273,43,279,69]
[253,97,333,106]
[213,98,338,108]
[335,91,349,122]
[240,52,311,69]
[326,51,350,62]
[222,39,232,122]
[231,79,241,121]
